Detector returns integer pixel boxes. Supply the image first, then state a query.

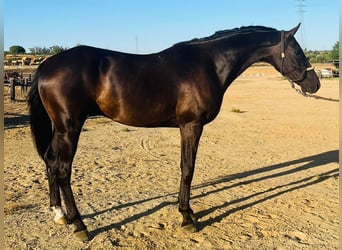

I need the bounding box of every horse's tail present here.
[27,68,53,159]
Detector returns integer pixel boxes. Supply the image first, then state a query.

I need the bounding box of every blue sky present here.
[4,0,339,53]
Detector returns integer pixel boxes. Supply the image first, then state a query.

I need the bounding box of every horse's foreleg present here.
[178,122,203,232]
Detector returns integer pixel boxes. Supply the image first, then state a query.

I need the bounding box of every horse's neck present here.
[212,35,279,90]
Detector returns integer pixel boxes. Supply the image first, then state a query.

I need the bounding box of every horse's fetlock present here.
[51,206,67,225]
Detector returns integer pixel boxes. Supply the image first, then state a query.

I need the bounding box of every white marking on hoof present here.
[51,206,67,225]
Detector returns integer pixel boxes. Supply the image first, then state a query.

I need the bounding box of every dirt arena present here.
[4,65,339,249]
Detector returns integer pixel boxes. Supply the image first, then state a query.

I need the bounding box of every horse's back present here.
[36,46,179,126]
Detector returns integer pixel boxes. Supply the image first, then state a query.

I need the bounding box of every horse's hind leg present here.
[44,132,67,225]
[58,118,89,241]
[45,116,88,241]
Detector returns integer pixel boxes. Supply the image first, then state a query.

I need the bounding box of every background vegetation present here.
[5,45,68,55]
[305,41,339,63]
[5,41,339,63]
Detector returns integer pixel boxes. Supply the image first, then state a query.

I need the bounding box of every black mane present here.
[174,26,278,46]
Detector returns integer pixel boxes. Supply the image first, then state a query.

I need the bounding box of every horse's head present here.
[278,24,320,94]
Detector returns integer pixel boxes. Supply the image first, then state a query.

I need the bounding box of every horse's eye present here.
[295,50,300,55]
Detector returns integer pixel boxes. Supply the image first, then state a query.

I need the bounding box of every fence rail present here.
[4,74,34,102]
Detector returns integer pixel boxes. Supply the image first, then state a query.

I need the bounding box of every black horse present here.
[27,24,320,241]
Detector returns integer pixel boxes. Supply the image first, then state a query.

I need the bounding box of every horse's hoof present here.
[73,230,89,242]
[182,223,198,233]
[54,216,67,225]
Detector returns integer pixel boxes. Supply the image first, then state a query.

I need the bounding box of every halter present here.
[280,31,315,96]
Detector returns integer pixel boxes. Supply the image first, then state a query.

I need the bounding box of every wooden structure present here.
[5,73,33,102]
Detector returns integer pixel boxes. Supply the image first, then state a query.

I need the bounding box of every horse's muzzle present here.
[301,71,321,94]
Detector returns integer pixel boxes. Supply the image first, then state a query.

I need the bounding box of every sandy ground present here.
[4,65,339,249]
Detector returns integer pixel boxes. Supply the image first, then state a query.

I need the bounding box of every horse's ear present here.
[286,23,301,37]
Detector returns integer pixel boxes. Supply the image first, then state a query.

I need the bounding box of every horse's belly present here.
[98,99,177,127]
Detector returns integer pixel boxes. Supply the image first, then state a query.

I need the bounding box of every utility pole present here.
[296,0,307,49]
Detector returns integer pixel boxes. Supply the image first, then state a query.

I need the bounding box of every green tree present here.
[49,45,68,54]
[29,46,50,55]
[329,41,339,60]
[9,45,26,54]
[29,45,68,55]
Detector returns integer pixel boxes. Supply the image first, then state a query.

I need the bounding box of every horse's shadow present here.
[85,150,338,239]
[4,112,30,129]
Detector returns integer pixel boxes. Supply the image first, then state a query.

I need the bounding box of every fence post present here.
[20,79,23,94]
[10,78,15,102]
[24,78,29,92]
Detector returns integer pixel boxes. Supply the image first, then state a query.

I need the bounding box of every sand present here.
[4,65,339,249]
